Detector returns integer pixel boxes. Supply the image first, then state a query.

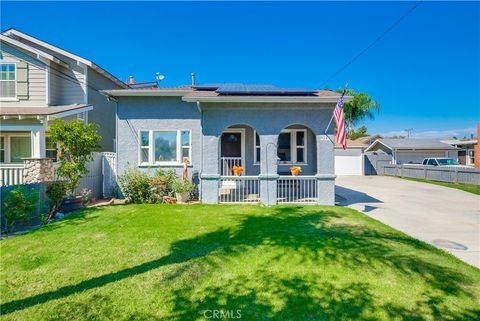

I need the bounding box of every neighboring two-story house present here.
[103,83,352,205]
[0,29,126,184]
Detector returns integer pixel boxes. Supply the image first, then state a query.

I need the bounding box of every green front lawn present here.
[402,177,480,195]
[1,205,479,321]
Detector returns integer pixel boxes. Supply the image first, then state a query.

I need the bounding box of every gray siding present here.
[0,43,46,107]
[116,97,202,176]
[49,62,85,105]
[87,69,121,151]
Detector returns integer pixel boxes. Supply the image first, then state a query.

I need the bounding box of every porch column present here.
[259,135,278,206]
[316,135,336,205]
[31,129,46,158]
[200,135,220,204]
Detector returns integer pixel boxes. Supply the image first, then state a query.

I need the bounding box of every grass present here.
[402,177,480,195]
[1,204,479,321]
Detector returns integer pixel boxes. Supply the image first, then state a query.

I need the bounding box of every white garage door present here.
[335,149,363,175]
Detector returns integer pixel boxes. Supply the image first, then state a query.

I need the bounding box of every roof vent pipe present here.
[129,75,135,84]
[191,72,196,87]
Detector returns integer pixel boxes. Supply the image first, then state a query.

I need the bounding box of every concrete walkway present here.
[335,176,480,268]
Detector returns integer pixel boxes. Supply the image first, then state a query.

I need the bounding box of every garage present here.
[334,140,367,175]
[364,139,458,165]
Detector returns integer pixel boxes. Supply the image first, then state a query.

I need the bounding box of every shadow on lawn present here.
[2,206,479,320]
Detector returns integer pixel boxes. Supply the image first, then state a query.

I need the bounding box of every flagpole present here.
[324,83,348,136]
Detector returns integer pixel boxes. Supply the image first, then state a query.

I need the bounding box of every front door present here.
[220,130,244,175]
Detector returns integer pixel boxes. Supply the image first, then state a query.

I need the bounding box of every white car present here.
[422,158,459,167]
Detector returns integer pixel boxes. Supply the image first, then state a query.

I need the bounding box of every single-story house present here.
[365,138,458,164]
[441,139,477,166]
[334,139,369,176]
[103,82,353,205]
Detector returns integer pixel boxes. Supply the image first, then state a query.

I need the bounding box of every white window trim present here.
[138,129,192,166]
[0,62,18,101]
[253,130,260,165]
[45,135,58,162]
[278,129,308,165]
[2,133,32,164]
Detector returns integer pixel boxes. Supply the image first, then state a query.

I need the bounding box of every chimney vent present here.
[191,72,196,87]
[129,75,135,84]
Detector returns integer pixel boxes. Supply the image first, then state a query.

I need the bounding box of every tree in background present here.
[350,126,368,140]
[338,88,380,138]
[48,119,101,195]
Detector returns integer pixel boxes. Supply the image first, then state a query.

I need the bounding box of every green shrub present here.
[46,181,67,219]
[2,187,39,233]
[118,168,155,204]
[173,179,195,194]
[153,169,177,196]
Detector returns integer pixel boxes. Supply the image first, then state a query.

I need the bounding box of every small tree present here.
[350,126,368,140]
[46,181,67,219]
[48,119,101,195]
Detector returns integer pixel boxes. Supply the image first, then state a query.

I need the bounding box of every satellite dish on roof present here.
[155,72,165,81]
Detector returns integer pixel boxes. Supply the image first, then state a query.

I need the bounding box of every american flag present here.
[333,90,347,149]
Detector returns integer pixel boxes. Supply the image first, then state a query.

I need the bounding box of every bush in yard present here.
[48,118,101,196]
[153,169,178,196]
[2,186,39,233]
[46,181,67,220]
[118,168,155,204]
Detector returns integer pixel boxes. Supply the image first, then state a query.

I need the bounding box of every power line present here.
[323,1,422,87]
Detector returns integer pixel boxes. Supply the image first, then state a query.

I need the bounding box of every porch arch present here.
[276,124,317,176]
[219,124,259,176]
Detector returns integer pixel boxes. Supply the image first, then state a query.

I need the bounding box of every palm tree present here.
[338,88,380,138]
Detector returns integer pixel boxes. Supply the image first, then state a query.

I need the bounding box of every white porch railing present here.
[0,165,25,186]
[277,176,318,204]
[219,176,260,203]
[221,157,242,176]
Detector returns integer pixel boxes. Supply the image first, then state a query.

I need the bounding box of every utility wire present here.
[323,1,422,87]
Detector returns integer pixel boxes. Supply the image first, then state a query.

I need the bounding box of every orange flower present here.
[290,166,302,176]
[232,165,244,176]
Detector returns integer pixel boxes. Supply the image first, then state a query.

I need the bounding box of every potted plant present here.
[290,166,302,176]
[232,165,244,176]
[173,178,195,203]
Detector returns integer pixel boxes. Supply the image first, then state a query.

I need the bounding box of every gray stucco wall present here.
[116,97,336,205]
[116,96,202,177]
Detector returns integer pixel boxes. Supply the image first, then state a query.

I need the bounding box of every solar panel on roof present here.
[215,83,315,95]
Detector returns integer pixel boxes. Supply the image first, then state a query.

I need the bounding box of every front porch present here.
[204,123,335,205]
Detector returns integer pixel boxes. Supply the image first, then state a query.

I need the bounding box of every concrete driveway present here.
[335,176,480,268]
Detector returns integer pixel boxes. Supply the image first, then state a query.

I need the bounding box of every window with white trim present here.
[253,131,260,164]
[0,63,16,99]
[277,129,307,164]
[0,136,4,163]
[45,136,58,161]
[139,130,191,165]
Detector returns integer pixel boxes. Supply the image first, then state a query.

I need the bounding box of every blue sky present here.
[2,1,479,138]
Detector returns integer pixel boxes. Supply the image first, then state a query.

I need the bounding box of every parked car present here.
[422,158,459,166]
